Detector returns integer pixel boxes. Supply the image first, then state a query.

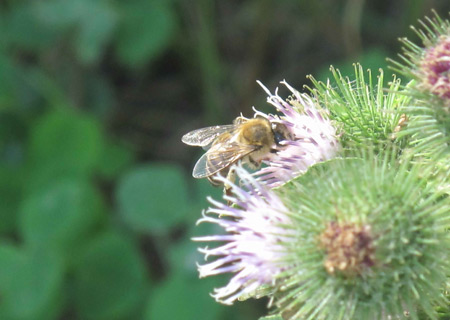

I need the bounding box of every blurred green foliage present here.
[0,0,448,319]
[117,164,188,233]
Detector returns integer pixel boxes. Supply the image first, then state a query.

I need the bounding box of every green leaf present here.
[0,113,26,234]
[19,179,105,254]
[30,110,103,171]
[0,54,19,109]
[258,315,284,320]
[117,164,189,233]
[34,0,88,30]
[4,3,59,51]
[0,244,64,319]
[35,0,117,64]
[74,231,148,320]
[74,0,117,64]
[144,273,223,320]
[97,142,134,180]
[27,110,104,191]
[0,181,21,234]
[83,74,117,118]
[115,0,176,67]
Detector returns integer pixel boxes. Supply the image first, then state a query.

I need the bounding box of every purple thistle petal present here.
[194,168,294,305]
[418,35,450,100]
[253,81,340,188]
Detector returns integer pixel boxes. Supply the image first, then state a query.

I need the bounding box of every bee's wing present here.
[182,125,235,148]
[192,142,256,178]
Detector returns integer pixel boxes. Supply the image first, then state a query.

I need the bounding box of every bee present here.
[182,115,292,191]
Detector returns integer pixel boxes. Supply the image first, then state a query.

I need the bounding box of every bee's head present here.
[272,122,293,145]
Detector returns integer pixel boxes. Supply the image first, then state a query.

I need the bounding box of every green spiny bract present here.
[271,155,449,320]
[306,64,411,155]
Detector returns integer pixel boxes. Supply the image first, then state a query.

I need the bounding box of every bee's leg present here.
[224,167,236,206]
[247,156,261,170]
[233,115,248,124]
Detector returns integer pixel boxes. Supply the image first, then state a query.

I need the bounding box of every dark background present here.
[0,1,449,319]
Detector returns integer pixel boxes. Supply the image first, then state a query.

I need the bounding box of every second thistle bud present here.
[419,35,450,102]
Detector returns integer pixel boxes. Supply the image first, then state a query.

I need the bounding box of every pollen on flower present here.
[319,221,375,275]
[419,35,450,101]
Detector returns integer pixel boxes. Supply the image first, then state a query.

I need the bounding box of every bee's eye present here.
[274,131,286,144]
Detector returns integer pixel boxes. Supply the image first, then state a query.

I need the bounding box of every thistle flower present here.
[388,12,450,158]
[254,81,340,188]
[390,11,450,107]
[419,35,450,100]
[194,166,294,305]
[195,155,450,320]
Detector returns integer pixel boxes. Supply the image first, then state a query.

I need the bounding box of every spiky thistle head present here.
[390,11,450,108]
[273,154,449,320]
[307,64,411,154]
[388,12,450,160]
[195,153,450,320]
[419,34,450,100]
